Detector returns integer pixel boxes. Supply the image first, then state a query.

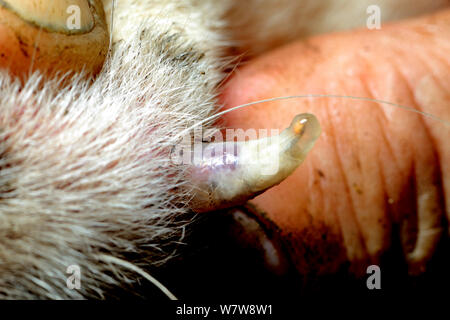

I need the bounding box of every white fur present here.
[0,0,447,299]
[0,0,228,299]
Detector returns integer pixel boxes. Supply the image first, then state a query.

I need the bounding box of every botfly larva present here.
[0,0,448,299]
[188,113,321,212]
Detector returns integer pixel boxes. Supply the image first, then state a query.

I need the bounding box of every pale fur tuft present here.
[0,0,228,299]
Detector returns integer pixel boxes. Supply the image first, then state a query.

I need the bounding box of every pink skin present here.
[219,9,450,275]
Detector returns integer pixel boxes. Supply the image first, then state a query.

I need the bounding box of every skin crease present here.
[220,9,450,275]
[0,0,448,299]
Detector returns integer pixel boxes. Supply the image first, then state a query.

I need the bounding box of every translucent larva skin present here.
[189,113,321,212]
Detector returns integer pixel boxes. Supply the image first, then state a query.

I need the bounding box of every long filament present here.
[171,94,450,143]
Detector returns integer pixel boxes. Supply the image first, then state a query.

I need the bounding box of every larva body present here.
[0,0,448,299]
[187,113,321,212]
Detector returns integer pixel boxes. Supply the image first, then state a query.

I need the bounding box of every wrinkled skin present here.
[220,10,450,278]
[153,9,450,301]
[0,0,449,300]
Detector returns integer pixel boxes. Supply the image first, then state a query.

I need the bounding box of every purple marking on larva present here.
[200,142,239,170]
[188,113,322,213]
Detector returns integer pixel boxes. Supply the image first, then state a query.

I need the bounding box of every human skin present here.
[0,0,448,299]
[220,9,450,276]
[0,0,108,79]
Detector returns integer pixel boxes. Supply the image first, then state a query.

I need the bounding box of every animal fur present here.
[0,0,447,299]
